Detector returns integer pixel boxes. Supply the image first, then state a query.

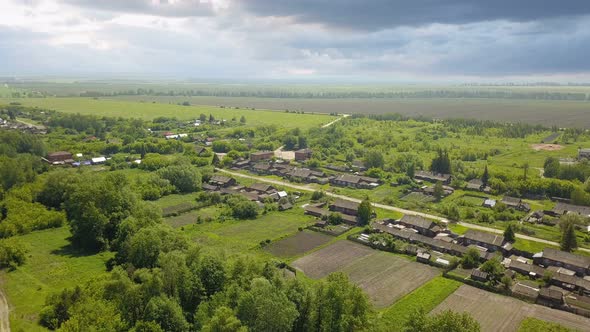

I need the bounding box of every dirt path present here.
[321,114,349,128]
[216,168,590,253]
[0,288,10,332]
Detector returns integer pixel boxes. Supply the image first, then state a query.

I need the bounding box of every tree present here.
[405,309,480,332]
[461,248,481,269]
[544,157,560,178]
[479,257,505,282]
[357,198,372,226]
[298,136,308,149]
[239,116,246,124]
[0,238,28,270]
[202,306,247,332]
[430,148,451,174]
[143,296,190,332]
[58,299,126,332]
[406,162,415,179]
[433,181,444,201]
[523,162,530,180]
[328,212,343,225]
[481,164,489,186]
[283,135,298,150]
[199,114,207,122]
[231,200,258,219]
[503,224,516,243]
[198,255,226,297]
[561,223,578,252]
[157,164,202,193]
[365,150,384,169]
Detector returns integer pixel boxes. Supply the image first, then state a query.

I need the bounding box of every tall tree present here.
[560,214,580,252]
[357,198,372,226]
[433,181,444,201]
[481,164,489,186]
[523,162,530,180]
[503,224,516,243]
[365,150,385,169]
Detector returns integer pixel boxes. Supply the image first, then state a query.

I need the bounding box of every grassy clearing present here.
[0,97,333,129]
[518,318,574,332]
[0,227,112,332]
[180,208,316,253]
[378,276,461,329]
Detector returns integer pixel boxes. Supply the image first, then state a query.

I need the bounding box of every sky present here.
[1,0,590,82]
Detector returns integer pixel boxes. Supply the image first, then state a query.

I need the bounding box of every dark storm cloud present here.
[61,0,215,17]
[239,0,590,30]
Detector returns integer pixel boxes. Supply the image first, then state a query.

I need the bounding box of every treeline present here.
[72,88,590,101]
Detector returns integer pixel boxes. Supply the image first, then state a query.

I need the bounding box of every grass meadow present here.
[0,97,334,129]
[0,227,112,331]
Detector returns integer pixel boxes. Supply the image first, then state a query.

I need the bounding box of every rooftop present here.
[464,229,505,246]
[541,248,590,269]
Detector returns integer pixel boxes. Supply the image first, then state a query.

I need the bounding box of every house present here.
[417,252,431,263]
[465,179,484,191]
[550,202,590,218]
[578,148,590,159]
[422,184,454,197]
[91,156,107,165]
[470,269,489,282]
[330,174,379,189]
[294,148,312,161]
[247,183,276,194]
[209,175,236,188]
[250,151,274,162]
[202,183,219,191]
[533,248,590,276]
[508,260,546,278]
[195,146,209,156]
[483,199,496,208]
[414,171,452,184]
[461,229,506,252]
[278,202,293,211]
[304,205,329,218]
[537,288,564,307]
[512,283,540,302]
[46,151,73,163]
[329,199,359,216]
[501,196,530,211]
[398,215,442,237]
[251,163,272,174]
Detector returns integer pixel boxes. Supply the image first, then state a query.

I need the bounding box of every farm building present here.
[251,163,272,174]
[482,199,496,208]
[294,148,313,161]
[398,215,442,237]
[330,174,380,189]
[91,156,107,165]
[250,151,274,162]
[329,199,359,216]
[209,175,236,187]
[471,269,489,282]
[537,288,564,307]
[422,184,454,197]
[508,260,546,278]
[549,202,590,218]
[578,148,590,159]
[417,252,431,263]
[202,183,219,191]
[460,229,507,252]
[501,196,531,212]
[287,168,326,183]
[512,283,540,301]
[304,205,329,218]
[414,171,451,184]
[247,183,276,194]
[465,179,491,193]
[533,248,590,277]
[46,151,73,163]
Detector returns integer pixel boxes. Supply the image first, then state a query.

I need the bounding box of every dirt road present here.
[321,114,349,128]
[216,168,590,253]
[0,288,10,332]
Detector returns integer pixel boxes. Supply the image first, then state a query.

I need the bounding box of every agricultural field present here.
[292,240,440,308]
[0,227,112,332]
[0,97,335,129]
[431,285,590,332]
[379,276,462,328]
[264,230,333,258]
[111,95,590,128]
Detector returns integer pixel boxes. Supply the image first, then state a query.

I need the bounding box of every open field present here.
[110,96,590,128]
[379,276,462,328]
[0,97,334,129]
[264,230,332,258]
[178,208,316,253]
[292,241,440,308]
[518,317,574,332]
[0,227,112,332]
[432,285,590,332]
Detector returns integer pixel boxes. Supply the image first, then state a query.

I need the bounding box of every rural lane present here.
[215,168,590,253]
[0,288,9,332]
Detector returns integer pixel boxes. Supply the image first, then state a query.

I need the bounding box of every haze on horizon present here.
[1,0,590,83]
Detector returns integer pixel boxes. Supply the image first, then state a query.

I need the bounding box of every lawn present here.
[378,276,462,329]
[0,97,334,129]
[0,227,113,332]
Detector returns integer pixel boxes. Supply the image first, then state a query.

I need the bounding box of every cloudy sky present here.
[1,0,590,82]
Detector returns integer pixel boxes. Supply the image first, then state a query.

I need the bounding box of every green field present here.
[0,97,334,129]
[111,95,590,128]
[518,317,574,332]
[0,227,112,332]
[379,276,462,329]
